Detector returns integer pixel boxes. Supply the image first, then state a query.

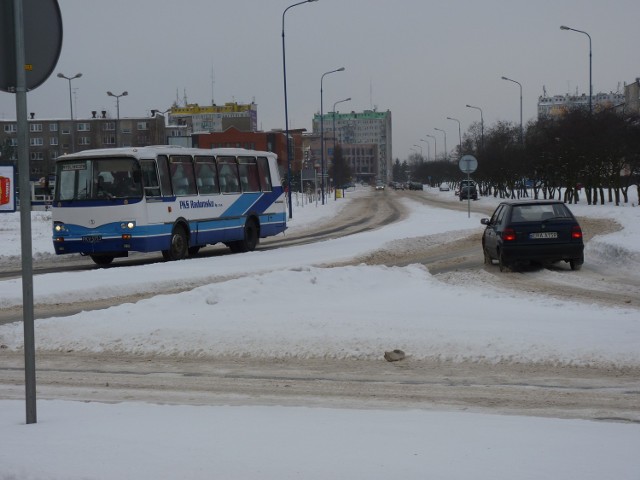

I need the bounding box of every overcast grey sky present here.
[1,0,638,161]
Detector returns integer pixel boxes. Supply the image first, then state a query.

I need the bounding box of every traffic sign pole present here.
[459,155,478,219]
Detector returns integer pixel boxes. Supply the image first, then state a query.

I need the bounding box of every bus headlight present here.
[54,222,66,232]
[120,221,135,229]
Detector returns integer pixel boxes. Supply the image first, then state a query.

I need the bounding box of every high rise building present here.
[312,109,392,183]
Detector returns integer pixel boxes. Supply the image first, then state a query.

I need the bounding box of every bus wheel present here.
[90,254,114,266]
[229,218,259,253]
[163,226,188,261]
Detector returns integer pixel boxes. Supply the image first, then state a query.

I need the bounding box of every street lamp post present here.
[412,144,423,160]
[465,104,484,151]
[107,91,128,147]
[332,97,351,153]
[501,76,523,144]
[282,0,318,219]
[57,72,82,153]
[560,25,592,114]
[420,139,430,161]
[425,134,436,161]
[434,128,447,161]
[446,116,462,157]
[332,97,350,199]
[320,67,345,204]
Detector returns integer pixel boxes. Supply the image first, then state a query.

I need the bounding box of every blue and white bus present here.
[52,146,287,265]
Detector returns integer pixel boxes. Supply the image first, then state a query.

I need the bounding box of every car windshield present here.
[510,203,571,222]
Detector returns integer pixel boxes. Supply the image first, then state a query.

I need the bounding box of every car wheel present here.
[163,226,188,261]
[228,218,259,253]
[483,248,492,265]
[570,256,583,271]
[498,251,509,272]
[90,254,114,266]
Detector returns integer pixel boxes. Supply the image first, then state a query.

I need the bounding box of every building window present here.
[78,137,91,145]
[103,122,115,131]
[137,121,149,131]
[51,150,59,159]
[4,124,17,133]
[77,123,91,132]
[30,123,43,132]
[10,138,18,146]
[122,127,131,134]
[30,151,44,160]
[49,123,58,132]
[103,135,116,145]
[29,137,44,146]
[61,127,70,135]
[50,137,59,146]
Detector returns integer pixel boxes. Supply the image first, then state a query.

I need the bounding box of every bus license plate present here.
[82,235,102,243]
[530,232,557,239]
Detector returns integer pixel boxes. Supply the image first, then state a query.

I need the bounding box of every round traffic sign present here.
[0,0,63,92]
[459,154,478,174]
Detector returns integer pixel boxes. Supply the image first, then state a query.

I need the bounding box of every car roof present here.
[498,199,566,207]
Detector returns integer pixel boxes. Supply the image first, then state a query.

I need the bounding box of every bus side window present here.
[157,155,173,196]
[217,157,240,194]
[257,156,272,192]
[169,155,197,196]
[194,156,219,195]
[141,160,161,197]
[238,156,260,192]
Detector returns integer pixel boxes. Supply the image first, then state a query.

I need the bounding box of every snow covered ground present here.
[1,186,639,479]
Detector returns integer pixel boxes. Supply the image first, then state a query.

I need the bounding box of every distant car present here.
[481,200,584,272]
[459,180,477,200]
[375,181,385,191]
[439,183,450,192]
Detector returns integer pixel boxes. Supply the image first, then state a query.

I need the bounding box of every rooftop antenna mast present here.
[211,64,215,105]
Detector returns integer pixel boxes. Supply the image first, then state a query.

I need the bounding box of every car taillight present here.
[502,228,516,241]
[572,226,583,240]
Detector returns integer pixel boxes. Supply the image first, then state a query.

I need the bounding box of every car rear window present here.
[511,204,571,222]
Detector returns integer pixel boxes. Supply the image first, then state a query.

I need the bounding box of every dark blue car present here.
[481,200,584,271]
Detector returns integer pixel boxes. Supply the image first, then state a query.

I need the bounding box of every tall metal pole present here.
[57,73,82,153]
[501,76,523,144]
[282,0,318,219]
[466,104,484,151]
[425,134,436,161]
[446,117,462,157]
[320,67,345,204]
[332,97,350,200]
[434,127,447,161]
[107,91,128,147]
[420,139,430,161]
[560,25,592,114]
[13,0,37,424]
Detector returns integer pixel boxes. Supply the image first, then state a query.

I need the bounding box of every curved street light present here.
[501,76,523,144]
[425,134,436,161]
[560,25,592,114]
[465,104,484,151]
[320,67,345,204]
[434,127,447,162]
[420,138,430,161]
[282,0,319,219]
[332,97,350,199]
[57,72,82,153]
[446,117,462,158]
[107,91,128,148]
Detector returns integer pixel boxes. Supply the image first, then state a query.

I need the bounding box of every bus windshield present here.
[55,157,142,201]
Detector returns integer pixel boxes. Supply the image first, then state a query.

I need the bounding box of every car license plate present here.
[530,232,557,239]
[82,235,102,243]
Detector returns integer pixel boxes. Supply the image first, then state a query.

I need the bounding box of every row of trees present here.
[396,109,640,205]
